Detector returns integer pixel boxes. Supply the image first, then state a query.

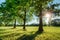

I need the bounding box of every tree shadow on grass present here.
[0,33,22,38]
[17,31,43,40]
[0,38,2,40]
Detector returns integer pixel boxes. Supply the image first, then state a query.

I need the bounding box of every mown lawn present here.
[0,26,60,40]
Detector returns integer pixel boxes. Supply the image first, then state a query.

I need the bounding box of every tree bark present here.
[14,19,16,28]
[23,8,26,30]
[5,22,8,26]
[38,4,43,32]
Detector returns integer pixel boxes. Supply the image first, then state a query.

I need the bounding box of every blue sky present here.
[53,0,60,4]
[0,0,5,4]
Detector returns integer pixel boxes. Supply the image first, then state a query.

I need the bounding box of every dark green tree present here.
[30,0,53,32]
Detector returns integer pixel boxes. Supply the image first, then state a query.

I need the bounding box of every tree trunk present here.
[38,4,43,32]
[5,23,8,26]
[23,8,26,30]
[14,19,16,28]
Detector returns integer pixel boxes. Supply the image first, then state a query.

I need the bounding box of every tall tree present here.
[30,0,53,32]
[1,0,19,28]
[14,0,31,30]
[5,0,33,29]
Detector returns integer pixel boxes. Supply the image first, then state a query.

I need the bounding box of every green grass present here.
[0,26,60,40]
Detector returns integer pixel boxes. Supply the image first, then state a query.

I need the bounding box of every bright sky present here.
[53,0,60,4]
[0,0,5,4]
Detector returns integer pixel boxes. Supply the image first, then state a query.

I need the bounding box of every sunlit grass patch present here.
[0,26,60,40]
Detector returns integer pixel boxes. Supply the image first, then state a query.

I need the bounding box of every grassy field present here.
[0,26,60,40]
